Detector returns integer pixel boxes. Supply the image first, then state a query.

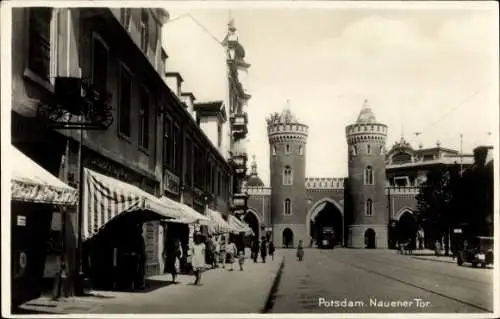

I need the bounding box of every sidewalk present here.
[19,253,284,314]
[402,249,456,264]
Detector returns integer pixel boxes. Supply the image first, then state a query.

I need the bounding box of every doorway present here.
[365,228,376,249]
[282,228,294,248]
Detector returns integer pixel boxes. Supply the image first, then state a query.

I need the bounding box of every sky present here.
[163,1,499,186]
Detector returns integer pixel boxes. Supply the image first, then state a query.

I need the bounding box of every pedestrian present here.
[268,241,275,261]
[190,233,206,285]
[297,240,304,261]
[226,238,238,271]
[213,237,220,269]
[165,238,182,284]
[252,237,260,263]
[238,250,245,271]
[136,224,146,290]
[206,235,214,269]
[260,237,268,263]
[219,235,227,269]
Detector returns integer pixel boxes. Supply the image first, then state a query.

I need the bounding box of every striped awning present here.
[82,168,183,240]
[228,215,254,235]
[160,196,210,225]
[206,209,233,235]
[10,145,78,205]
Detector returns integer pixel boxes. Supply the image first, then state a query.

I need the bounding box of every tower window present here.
[272,146,276,156]
[380,146,384,155]
[298,145,304,155]
[366,199,373,216]
[283,166,293,185]
[284,198,291,216]
[285,144,291,154]
[367,144,371,154]
[352,145,357,156]
[364,166,374,185]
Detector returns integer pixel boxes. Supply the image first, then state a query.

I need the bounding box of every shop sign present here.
[17,215,26,227]
[453,228,462,234]
[163,169,180,195]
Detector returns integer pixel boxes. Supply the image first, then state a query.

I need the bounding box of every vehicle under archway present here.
[397,211,418,249]
[309,202,343,249]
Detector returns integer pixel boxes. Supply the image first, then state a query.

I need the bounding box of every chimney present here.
[180,92,197,119]
[164,72,183,97]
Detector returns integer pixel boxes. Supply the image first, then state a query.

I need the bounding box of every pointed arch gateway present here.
[243,208,262,239]
[306,197,344,247]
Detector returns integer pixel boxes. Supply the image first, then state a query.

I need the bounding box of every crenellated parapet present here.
[266,107,308,144]
[345,123,388,145]
[385,186,420,195]
[305,177,345,189]
[244,186,272,196]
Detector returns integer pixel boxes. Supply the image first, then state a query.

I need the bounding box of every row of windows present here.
[27,9,231,202]
[351,144,384,156]
[272,144,304,156]
[281,199,373,217]
[280,165,374,186]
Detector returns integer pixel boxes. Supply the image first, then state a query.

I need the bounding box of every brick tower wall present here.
[268,123,308,247]
[346,123,389,248]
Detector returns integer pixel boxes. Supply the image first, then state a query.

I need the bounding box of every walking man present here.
[260,237,268,263]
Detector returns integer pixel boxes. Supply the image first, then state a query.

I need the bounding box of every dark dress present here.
[260,241,268,262]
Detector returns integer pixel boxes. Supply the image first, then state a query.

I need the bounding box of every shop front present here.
[80,168,184,291]
[10,145,78,309]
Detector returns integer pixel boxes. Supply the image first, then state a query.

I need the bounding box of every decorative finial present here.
[363,99,369,108]
[436,140,441,147]
[251,155,257,175]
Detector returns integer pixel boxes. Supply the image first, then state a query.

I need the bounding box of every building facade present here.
[10,7,235,303]
[244,100,476,249]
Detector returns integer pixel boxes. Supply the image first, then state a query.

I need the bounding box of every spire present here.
[356,98,377,124]
[251,154,257,175]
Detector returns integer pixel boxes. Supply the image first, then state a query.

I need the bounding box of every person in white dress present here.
[190,233,206,285]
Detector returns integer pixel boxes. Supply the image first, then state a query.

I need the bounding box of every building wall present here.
[199,115,219,149]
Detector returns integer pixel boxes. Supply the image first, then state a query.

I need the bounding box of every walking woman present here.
[190,233,206,285]
[268,241,275,261]
[297,240,304,261]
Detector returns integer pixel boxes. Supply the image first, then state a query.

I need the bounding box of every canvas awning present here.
[10,145,78,205]
[82,168,184,240]
[206,209,233,235]
[228,214,254,235]
[160,196,210,225]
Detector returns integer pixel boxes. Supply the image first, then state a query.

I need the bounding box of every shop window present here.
[118,65,132,138]
[139,87,150,150]
[28,8,52,80]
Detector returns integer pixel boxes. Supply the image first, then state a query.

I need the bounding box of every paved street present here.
[269,248,494,314]
[20,255,283,314]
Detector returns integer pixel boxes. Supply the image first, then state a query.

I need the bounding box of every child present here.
[238,250,245,271]
[296,240,304,261]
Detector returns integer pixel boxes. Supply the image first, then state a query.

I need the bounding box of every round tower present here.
[267,102,309,247]
[345,99,388,248]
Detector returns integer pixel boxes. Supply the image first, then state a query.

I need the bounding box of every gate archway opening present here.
[243,210,261,240]
[365,228,376,248]
[397,210,418,249]
[282,228,294,248]
[307,199,344,248]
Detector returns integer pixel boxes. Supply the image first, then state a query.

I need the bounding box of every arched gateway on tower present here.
[306,198,344,248]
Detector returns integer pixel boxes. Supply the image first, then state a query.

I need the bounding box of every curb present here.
[261,256,285,313]
[411,256,456,264]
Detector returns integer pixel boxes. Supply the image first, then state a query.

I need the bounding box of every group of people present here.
[251,237,275,263]
[164,232,254,286]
